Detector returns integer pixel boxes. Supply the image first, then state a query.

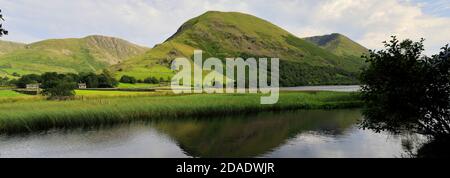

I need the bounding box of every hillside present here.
[0,35,149,77]
[0,40,25,56]
[113,11,367,86]
[304,33,368,58]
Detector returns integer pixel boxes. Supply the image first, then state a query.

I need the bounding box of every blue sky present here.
[1,0,449,55]
[409,0,450,17]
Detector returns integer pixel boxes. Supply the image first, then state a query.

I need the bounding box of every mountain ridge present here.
[0,40,26,56]
[303,33,368,57]
[1,11,367,86]
[0,35,149,77]
[113,11,367,86]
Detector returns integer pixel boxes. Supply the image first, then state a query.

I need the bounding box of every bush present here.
[12,72,20,77]
[120,75,137,84]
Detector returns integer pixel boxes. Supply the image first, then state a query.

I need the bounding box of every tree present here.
[79,72,99,88]
[0,76,10,86]
[43,79,77,100]
[97,70,118,88]
[40,72,62,89]
[119,75,137,84]
[360,36,450,139]
[23,72,77,100]
[144,76,159,84]
[15,74,41,88]
[79,70,118,88]
[0,9,8,37]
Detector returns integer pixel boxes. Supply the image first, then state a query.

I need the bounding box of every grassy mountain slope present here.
[114,11,366,86]
[0,40,25,56]
[304,33,368,58]
[0,35,149,77]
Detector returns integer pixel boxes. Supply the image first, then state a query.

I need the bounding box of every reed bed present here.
[0,91,362,134]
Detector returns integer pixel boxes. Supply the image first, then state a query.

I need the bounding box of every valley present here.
[0,11,368,86]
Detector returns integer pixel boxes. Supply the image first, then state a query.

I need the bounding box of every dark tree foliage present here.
[0,76,10,86]
[0,9,8,37]
[79,70,118,88]
[360,36,450,139]
[40,72,77,100]
[14,71,119,99]
[279,61,359,86]
[79,72,99,88]
[144,76,159,84]
[120,75,137,84]
[15,71,118,90]
[14,74,42,88]
[97,70,119,88]
[43,81,77,100]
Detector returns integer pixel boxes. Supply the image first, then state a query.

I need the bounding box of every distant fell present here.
[304,33,368,58]
[0,40,25,56]
[0,35,149,77]
[114,11,366,86]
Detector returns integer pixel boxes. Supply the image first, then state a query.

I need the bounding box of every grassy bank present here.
[0,91,362,134]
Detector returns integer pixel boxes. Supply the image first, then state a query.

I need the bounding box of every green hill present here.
[0,40,25,56]
[304,33,368,58]
[113,11,366,86]
[0,35,149,77]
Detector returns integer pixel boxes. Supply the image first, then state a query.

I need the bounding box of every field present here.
[0,90,27,97]
[117,83,160,89]
[115,65,175,81]
[0,91,362,134]
[75,90,154,97]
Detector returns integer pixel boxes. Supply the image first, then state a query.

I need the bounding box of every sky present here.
[0,0,449,55]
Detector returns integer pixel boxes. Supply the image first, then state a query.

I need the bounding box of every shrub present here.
[119,75,137,84]
[144,76,159,84]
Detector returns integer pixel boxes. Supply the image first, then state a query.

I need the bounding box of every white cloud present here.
[0,0,449,55]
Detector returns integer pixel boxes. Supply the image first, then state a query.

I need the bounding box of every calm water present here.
[281,85,361,92]
[0,109,406,158]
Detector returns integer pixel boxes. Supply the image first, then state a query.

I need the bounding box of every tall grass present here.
[0,91,362,134]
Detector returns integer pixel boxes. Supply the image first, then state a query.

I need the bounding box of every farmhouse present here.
[78,83,87,89]
[26,84,40,90]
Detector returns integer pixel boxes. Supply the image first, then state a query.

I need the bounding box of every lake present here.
[281,85,361,92]
[0,109,407,158]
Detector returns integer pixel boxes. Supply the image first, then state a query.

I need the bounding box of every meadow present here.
[117,82,159,89]
[0,91,362,134]
[0,90,27,97]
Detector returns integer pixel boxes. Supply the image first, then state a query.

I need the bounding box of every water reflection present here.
[152,110,361,157]
[0,110,406,158]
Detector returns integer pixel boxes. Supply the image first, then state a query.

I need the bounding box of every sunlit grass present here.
[0,90,26,97]
[117,83,159,89]
[75,90,152,96]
